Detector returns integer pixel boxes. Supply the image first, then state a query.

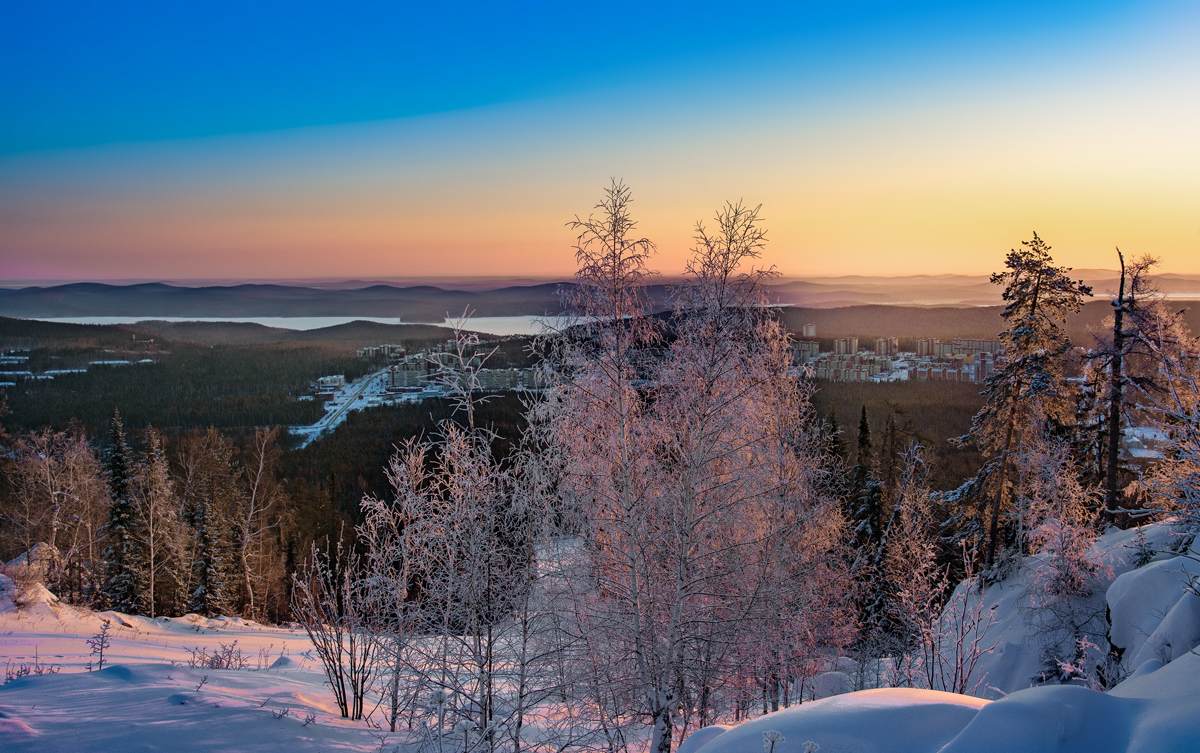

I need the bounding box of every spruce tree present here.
[190,495,233,616]
[876,411,908,518]
[825,408,847,461]
[102,408,149,614]
[848,405,883,547]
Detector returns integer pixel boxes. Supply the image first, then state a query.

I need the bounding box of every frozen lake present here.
[27,315,564,336]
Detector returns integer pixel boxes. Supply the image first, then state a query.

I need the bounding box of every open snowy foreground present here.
[0,585,383,752]
[5,523,1200,752]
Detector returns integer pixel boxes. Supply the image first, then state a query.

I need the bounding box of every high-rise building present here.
[802,323,816,337]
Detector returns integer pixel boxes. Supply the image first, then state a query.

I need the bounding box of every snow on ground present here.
[936,522,1182,698]
[692,522,1200,753]
[6,523,1200,752]
[691,689,987,753]
[0,573,396,752]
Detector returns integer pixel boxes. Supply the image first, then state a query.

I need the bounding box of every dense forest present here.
[6,342,377,433]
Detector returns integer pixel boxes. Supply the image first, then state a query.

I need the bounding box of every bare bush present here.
[4,653,61,684]
[291,536,382,720]
[184,641,251,670]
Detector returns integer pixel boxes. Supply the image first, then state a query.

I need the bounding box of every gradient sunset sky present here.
[1,1,1198,282]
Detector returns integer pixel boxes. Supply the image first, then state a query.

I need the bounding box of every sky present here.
[1,0,1198,282]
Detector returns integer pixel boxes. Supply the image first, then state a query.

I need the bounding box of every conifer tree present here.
[102,408,149,613]
[961,233,1091,565]
[877,411,906,512]
[847,406,883,547]
[1090,252,1178,520]
[825,408,847,461]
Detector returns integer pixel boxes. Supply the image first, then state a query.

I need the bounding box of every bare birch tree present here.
[131,428,181,618]
[2,429,109,602]
[545,188,850,752]
[360,325,574,752]
[236,426,285,619]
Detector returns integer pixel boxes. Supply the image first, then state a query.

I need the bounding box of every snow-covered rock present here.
[694,689,987,753]
[1108,540,1200,668]
[945,523,1183,698]
[677,725,730,753]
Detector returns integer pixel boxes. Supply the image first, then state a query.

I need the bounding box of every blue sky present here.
[1,1,1197,280]
[1,1,1144,152]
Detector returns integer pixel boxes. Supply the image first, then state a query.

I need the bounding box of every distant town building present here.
[802,324,816,337]
[810,352,893,382]
[387,358,431,391]
[790,340,820,365]
[317,375,346,393]
[834,337,859,356]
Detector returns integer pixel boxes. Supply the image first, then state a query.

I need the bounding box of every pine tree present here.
[961,233,1092,565]
[102,408,149,614]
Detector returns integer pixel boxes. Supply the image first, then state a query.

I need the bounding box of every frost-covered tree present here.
[1126,306,1200,535]
[181,428,240,616]
[1088,252,1183,521]
[292,534,382,720]
[2,428,108,603]
[103,409,149,613]
[545,188,850,752]
[885,448,1003,696]
[960,233,1092,565]
[131,428,181,618]
[1019,430,1108,684]
[360,324,571,751]
[234,426,285,620]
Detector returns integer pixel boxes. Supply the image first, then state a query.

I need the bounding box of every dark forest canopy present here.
[781,299,1200,342]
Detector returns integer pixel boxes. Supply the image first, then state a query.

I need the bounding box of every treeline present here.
[0,392,530,623]
[2,414,297,621]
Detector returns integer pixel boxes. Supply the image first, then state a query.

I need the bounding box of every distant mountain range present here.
[2,271,1199,320]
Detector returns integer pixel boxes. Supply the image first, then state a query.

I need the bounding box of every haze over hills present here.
[4,272,1200,322]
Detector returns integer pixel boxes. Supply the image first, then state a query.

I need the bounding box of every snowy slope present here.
[941,523,1182,698]
[6,522,1200,753]
[690,523,1200,753]
[0,572,393,752]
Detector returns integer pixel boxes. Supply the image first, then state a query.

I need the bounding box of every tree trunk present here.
[1104,251,1127,520]
[650,688,673,753]
[987,380,1021,567]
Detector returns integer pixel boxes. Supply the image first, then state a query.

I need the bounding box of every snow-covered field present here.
[4,523,1200,752]
[0,583,384,751]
